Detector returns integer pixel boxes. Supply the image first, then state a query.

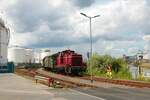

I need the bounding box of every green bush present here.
[86,53,132,79]
[114,68,132,79]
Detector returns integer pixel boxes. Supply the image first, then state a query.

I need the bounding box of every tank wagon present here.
[43,50,86,74]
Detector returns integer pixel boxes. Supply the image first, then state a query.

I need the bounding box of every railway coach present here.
[43,50,86,74]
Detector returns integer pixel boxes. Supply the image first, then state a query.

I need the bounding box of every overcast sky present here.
[1,0,150,57]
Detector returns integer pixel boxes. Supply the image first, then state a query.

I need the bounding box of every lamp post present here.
[80,12,100,83]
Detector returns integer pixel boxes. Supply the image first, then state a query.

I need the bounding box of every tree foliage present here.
[86,53,132,79]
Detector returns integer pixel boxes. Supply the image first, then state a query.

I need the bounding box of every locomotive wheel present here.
[68,67,71,73]
[65,67,67,73]
[65,67,71,74]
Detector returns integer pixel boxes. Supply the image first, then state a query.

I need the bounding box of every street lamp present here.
[80,12,100,83]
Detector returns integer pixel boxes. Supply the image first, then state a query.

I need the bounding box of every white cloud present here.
[127,47,139,54]
[10,32,37,46]
[143,35,150,41]
[48,0,65,7]
[1,0,150,57]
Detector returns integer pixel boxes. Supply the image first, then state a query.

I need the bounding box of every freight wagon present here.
[43,50,86,74]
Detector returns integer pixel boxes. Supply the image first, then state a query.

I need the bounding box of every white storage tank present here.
[34,52,40,63]
[8,47,27,63]
[8,47,34,64]
[34,49,51,63]
[0,18,9,67]
[25,49,34,63]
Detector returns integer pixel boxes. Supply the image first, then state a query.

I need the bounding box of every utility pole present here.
[80,12,100,83]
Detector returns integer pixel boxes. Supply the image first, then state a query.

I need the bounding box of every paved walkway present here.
[0,74,104,100]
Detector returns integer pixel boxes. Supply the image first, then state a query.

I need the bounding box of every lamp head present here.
[80,13,88,17]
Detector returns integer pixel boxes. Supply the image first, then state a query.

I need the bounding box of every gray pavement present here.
[0,73,104,100]
[75,86,150,100]
[1,73,150,100]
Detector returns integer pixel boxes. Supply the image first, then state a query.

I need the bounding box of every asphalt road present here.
[0,73,104,100]
[0,73,150,100]
[74,86,150,100]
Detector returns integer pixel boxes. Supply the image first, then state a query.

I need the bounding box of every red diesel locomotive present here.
[43,50,86,74]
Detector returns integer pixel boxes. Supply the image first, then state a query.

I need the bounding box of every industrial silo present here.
[0,18,9,69]
[25,49,34,63]
[8,47,34,64]
[8,47,27,64]
[34,49,51,63]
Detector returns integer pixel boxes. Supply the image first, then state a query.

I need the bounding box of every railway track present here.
[15,68,93,88]
[15,68,150,88]
[81,76,150,88]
